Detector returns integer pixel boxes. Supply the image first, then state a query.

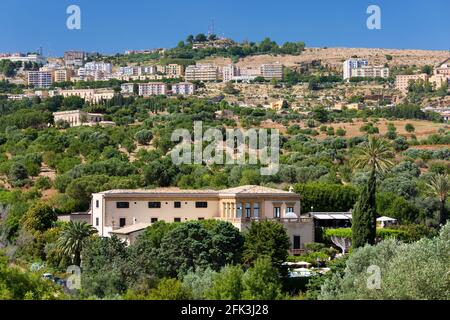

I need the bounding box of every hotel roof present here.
[219,185,294,195]
[95,185,296,197]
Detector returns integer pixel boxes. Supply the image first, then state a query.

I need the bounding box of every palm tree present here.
[350,136,394,247]
[57,221,96,266]
[427,174,450,226]
[351,136,394,175]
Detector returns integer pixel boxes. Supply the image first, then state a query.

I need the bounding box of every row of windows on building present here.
[114,201,208,209]
[109,201,294,218]
[234,203,294,218]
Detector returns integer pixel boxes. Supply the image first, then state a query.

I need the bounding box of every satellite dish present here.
[285,212,298,219]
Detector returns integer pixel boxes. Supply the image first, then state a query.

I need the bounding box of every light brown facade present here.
[395,74,429,93]
[91,185,314,251]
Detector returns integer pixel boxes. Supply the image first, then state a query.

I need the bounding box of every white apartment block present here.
[58,88,115,103]
[53,110,104,127]
[91,185,314,251]
[395,74,429,93]
[223,65,258,83]
[121,83,135,94]
[138,82,168,96]
[350,65,390,78]
[343,58,369,80]
[185,64,220,82]
[139,65,157,75]
[222,64,240,82]
[0,53,47,65]
[84,61,113,73]
[260,63,284,80]
[27,71,53,88]
[171,82,195,95]
[117,66,138,76]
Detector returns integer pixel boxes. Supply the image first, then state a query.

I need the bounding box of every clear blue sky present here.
[1,0,449,56]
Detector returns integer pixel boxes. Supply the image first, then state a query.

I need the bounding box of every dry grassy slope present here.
[200,47,450,70]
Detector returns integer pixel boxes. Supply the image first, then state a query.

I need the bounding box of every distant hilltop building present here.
[0,52,47,65]
[343,58,368,80]
[171,82,195,95]
[27,71,53,88]
[395,59,450,94]
[185,63,220,82]
[53,110,115,127]
[395,74,429,93]
[343,58,389,80]
[223,64,261,82]
[260,63,284,80]
[124,48,165,55]
[138,82,168,96]
[222,63,283,82]
[121,82,195,96]
[77,61,113,81]
[351,65,389,78]
[58,88,115,103]
[64,51,86,68]
[192,38,235,50]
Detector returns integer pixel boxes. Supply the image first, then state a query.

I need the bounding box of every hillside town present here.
[0,31,449,303]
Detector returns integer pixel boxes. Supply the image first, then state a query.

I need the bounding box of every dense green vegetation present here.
[0,90,448,299]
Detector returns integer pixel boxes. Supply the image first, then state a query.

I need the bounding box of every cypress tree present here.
[352,169,377,248]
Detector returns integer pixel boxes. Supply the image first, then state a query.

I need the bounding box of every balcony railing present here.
[216,217,313,223]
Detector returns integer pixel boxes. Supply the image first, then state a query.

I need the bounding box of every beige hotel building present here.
[91,185,314,252]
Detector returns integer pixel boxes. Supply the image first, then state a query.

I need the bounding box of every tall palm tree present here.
[351,136,394,248]
[427,174,450,226]
[351,136,394,176]
[57,221,96,266]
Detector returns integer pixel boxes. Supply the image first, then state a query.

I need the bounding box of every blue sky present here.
[1,0,449,56]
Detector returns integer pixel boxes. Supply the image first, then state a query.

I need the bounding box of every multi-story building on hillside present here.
[395,74,429,93]
[350,65,390,78]
[53,69,74,82]
[0,53,47,65]
[171,82,195,95]
[343,58,368,80]
[27,71,53,88]
[90,185,315,252]
[260,63,284,80]
[53,110,105,127]
[185,63,220,81]
[58,88,115,103]
[64,51,86,67]
[138,82,168,96]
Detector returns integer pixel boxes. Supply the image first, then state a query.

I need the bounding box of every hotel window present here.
[151,218,158,223]
[293,235,301,250]
[245,203,251,218]
[236,203,242,218]
[253,203,260,218]
[148,202,161,208]
[174,218,181,223]
[116,202,129,209]
[286,207,294,213]
[195,202,208,208]
[119,218,126,227]
[96,200,99,208]
[274,207,281,218]
[95,217,99,226]
[174,201,181,208]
